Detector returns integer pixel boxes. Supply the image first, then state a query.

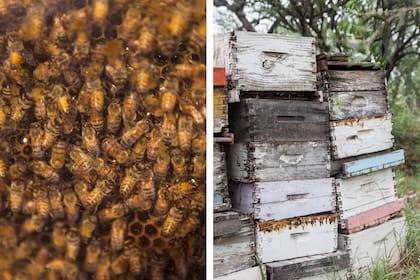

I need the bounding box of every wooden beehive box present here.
[229,99,329,143]
[214,214,256,277]
[230,178,335,221]
[214,211,241,238]
[214,144,231,212]
[336,168,397,229]
[214,266,264,280]
[227,141,330,182]
[214,32,316,102]
[330,114,394,159]
[256,214,338,263]
[265,251,350,280]
[339,216,406,275]
[214,67,229,133]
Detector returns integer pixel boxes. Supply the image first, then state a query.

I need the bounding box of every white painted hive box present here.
[256,214,338,263]
[330,114,394,159]
[230,178,335,221]
[336,167,397,229]
[338,216,406,274]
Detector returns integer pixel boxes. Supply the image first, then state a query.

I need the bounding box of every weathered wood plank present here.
[336,168,397,224]
[328,90,388,120]
[342,149,404,178]
[230,178,335,221]
[341,199,404,234]
[214,211,241,237]
[214,215,256,277]
[328,70,386,92]
[226,142,330,182]
[256,214,338,263]
[214,145,231,211]
[214,266,264,280]
[330,114,394,159]
[266,251,350,280]
[214,86,229,133]
[229,99,329,143]
[339,216,407,275]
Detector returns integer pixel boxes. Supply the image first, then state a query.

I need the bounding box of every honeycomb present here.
[0,0,205,279]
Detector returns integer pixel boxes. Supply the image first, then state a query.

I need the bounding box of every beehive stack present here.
[216,31,347,279]
[317,54,406,276]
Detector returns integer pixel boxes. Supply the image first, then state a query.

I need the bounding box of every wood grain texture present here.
[229,99,329,142]
[330,114,394,159]
[230,178,335,221]
[329,90,388,120]
[214,87,229,133]
[214,215,256,277]
[266,251,350,280]
[256,215,338,263]
[336,168,397,224]
[328,70,386,92]
[215,266,264,280]
[214,146,231,211]
[214,211,241,237]
[339,216,407,275]
[226,141,330,182]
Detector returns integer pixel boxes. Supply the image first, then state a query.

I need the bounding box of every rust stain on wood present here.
[258,213,337,233]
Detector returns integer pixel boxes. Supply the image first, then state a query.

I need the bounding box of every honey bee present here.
[0,157,7,178]
[14,239,38,261]
[6,33,24,70]
[61,103,78,135]
[101,137,130,164]
[110,252,128,276]
[139,168,156,200]
[84,239,102,273]
[122,91,137,128]
[161,113,177,143]
[10,92,32,123]
[63,70,82,94]
[65,228,81,261]
[153,148,170,181]
[96,251,112,280]
[177,210,201,238]
[134,62,160,94]
[135,22,155,54]
[125,191,152,211]
[160,80,178,113]
[105,59,128,88]
[52,221,67,251]
[111,217,126,251]
[82,123,100,156]
[131,137,148,161]
[31,87,46,121]
[89,110,104,132]
[177,115,193,152]
[22,197,37,216]
[33,187,50,219]
[90,87,105,112]
[94,158,118,183]
[74,180,91,209]
[80,212,98,244]
[119,162,142,197]
[123,239,143,276]
[46,102,59,123]
[162,204,185,238]
[152,187,170,216]
[33,62,51,83]
[55,86,72,115]
[0,219,17,249]
[49,185,65,220]
[167,3,190,37]
[30,122,44,159]
[76,88,90,114]
[46,258,79,280]
[98,202,127,224]
[49,16,66,43]
[42,120,61,151]
[92,0,109,22]
[121,118,150,148]
[171,148,188,179]
[73,31,90,62]
[63,190,81,225]
[49,140,66,169]
[106,98,122,134]
[69,145,95,175]
[32,160,60,182]
[21,214,45,236]
[190,188,205,212]
[118,7,141,41]
[146,128,164,161]
[191,154,205,182]
[86,179,114,211]
[142,92,163,117]
[175,63,205,79]
[0,98,9,129]
[179,98,204,126]
[19,5,45,42]
[192,132,206,155]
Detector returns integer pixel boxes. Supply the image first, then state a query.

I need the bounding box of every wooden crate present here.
[214,214,256,277]
[214,145,231,212]
[214,32,316,102]
[328,70,386,92]
[229,99,329,143]
[256,214,338,263]
[214,266,264,280]
[227,141,330,183]
[230,178,335,221]
[265,251,350,280]
[336,168,397,228]
[339,216,406,275]
[341,199,404,234]
[214,86,229,133]
[214,211,241,237]
[330,114,394,159]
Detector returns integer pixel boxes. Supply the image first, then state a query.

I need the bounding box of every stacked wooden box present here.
[317,54,407,277]
[217,32,349,279]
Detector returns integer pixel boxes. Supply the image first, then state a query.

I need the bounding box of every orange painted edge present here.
[214,67,226,86]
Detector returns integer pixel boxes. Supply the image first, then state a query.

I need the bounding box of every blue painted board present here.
[342,149,404,177]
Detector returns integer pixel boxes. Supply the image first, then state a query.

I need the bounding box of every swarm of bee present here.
[0,0,206,279]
